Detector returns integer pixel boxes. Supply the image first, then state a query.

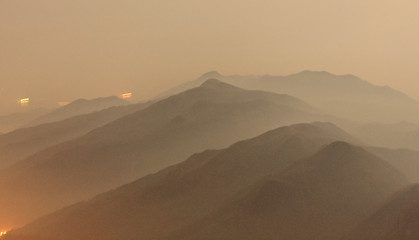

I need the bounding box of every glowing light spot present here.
[20,98,30,104]
[19,98,30,107]
[121,92,132,99]
[58,101,70,106]
[0,231,6,236]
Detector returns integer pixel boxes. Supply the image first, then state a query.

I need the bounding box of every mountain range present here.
[4,124,407,240]
[0,79,323,228]
[1,74,419,240]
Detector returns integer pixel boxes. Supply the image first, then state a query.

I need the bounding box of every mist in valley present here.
[1,1,419,240]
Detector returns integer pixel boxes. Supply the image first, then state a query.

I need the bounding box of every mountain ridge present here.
[168,141,408,240]
[157,71,419,123]
[25,96,130,127]
[5,123,364,240]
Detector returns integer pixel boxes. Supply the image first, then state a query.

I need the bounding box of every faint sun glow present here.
[121,92,132,99]
[19,98,30,107]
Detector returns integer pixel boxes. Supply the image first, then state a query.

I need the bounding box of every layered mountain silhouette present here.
[344,184,419,240]
[159,71,419,123]
[0,80,322,228]
[25,96,129,127]
[0,102,150,170]
[2,75,418,240]
[5,125,406,240]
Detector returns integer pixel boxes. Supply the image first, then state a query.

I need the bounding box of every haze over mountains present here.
[349,122,419,151]
[161,71,419,151]
[4,125,407,240]
[3,0,419,237]
[366,147,419,183]
[0,109,51,134]
[0,101,150,170]
[1,73,419,240]
[0,96,130,134]
[24,96,130,128]
[0,79,322,228]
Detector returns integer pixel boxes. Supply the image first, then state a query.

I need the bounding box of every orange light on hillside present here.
[121,92,132,99]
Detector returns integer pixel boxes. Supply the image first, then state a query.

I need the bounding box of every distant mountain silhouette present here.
[25,96,129,127]
[366,147,419,183]
[0,102,151,170]
[0,80,322,228]
[0,109,51,133]
[158,71,419,123]
[344,184,419,240]
[5,123,366,240]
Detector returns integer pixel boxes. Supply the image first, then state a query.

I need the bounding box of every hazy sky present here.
[1,0,419,114]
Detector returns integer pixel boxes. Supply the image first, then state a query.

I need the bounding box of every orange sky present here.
[1,0,419,114]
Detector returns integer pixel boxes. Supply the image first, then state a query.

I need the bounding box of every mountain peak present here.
[199,71,222,79]
[200,79,241,91]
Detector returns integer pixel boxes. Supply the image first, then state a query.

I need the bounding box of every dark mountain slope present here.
[344,184,419,240]
[170,142,407,240]
[5,123,358,240]
[0,80,321,228]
